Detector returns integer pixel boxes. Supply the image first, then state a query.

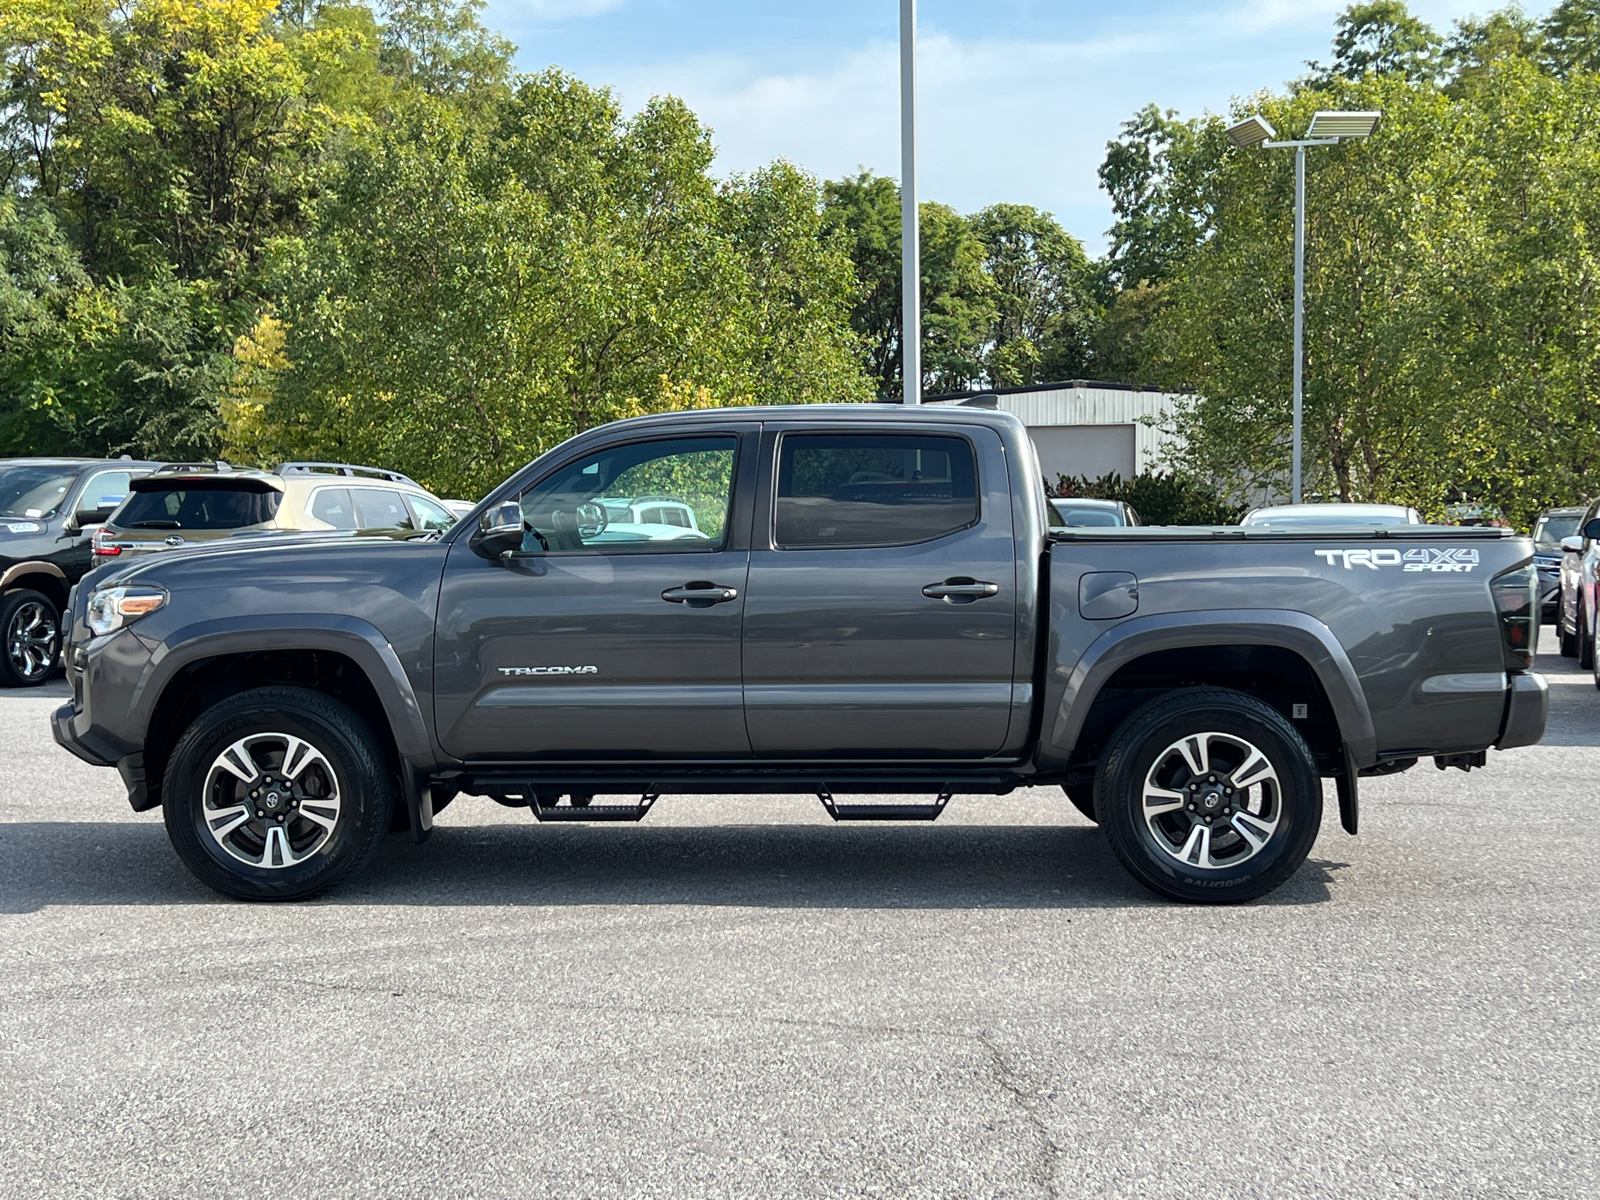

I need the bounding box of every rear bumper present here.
[1496,672,1548,750]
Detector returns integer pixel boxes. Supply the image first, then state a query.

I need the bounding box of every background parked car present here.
[1557,501,1600,660]
[1239,502,1423,528]
[92,461,458,562]
[1532,506,1584,624]
[440,499,477,521]
[1048,497,1142,527]
[0,456,157,685]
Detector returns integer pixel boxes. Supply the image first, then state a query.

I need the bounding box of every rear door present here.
[741,424,1020,758]
[435,428,756,760]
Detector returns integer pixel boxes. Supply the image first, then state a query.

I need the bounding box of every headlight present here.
[86,585,166,637]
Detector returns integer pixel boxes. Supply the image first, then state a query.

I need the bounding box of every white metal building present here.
[924,380,1187,484]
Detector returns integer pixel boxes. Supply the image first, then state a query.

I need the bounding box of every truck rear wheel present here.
[162,686,395,901]
[0,588,60,687]
[1095,688,1323,905]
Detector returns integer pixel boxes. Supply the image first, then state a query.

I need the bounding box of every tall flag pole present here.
[899,0,920,404]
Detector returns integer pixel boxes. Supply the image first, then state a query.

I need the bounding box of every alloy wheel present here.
[6,599,58,682]
[1140,731,1282,870]
[201,733,342,868]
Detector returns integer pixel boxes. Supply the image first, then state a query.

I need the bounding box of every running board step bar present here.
[531,794,660,822]
[818,792,952,822]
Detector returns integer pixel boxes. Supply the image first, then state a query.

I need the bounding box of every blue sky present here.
[482,1,1496,252]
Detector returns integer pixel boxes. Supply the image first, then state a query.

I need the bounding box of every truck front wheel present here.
[1095,688,1323,905]
[162,687,395,901]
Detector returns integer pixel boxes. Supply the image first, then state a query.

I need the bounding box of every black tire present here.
[1581,600,1595,670]
[1561,618,1578,658]
[1062,782,1096,823]
[162,686,395,901]
[1096,688,1323,905]
[0,588,60,687]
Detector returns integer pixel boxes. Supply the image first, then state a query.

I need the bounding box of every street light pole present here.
[1226,110,1379,504]
[899,0,920,404]
[1291,144,1305,504]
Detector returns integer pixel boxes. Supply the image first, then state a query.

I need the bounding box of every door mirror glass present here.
[1562,535,1585,553]
[1584,519,1600,541]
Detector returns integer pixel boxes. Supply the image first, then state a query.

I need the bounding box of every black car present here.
[1533,506,1585,623]
[0,457,158,686]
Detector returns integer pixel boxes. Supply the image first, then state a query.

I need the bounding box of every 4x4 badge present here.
[1313,547,1478,571]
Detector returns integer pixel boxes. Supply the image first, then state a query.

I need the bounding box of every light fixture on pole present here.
[900,0,920,404]
[1225,109,1380,503]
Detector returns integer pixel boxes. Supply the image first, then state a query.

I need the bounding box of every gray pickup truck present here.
[53,406,1547,904]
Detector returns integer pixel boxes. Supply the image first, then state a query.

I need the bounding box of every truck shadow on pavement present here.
[0,820,1345,913]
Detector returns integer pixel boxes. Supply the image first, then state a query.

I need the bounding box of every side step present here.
[818,792,952,822]
[530,793,660,823]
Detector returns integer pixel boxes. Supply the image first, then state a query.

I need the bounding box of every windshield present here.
[114,486,282,530]
[0,465,77,519]
[1533,513,1580,549]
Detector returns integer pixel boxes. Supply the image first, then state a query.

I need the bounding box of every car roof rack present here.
[276,461,417,485]
[151,461,235,475]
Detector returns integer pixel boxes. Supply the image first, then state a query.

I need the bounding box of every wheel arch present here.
[133,617,435,812]
[1042,610,1377,774]
[0,562,69,611]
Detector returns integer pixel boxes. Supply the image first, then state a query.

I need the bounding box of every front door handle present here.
[662,581,740,607]
[922,577,1000,603]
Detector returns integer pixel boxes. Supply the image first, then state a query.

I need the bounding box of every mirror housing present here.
[1563,535,1585,553]
[72,506,115,529]
[469,503,525,560]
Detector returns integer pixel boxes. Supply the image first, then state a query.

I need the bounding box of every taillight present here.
[1490,566,1538,670]
[91,528,121,557]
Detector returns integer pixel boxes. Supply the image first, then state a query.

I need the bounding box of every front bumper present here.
[52,701,113,766]
[1496,672,1548,750]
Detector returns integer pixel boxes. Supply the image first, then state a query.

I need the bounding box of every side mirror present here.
[1584,519,1600,541]
[469,503,525,560]
[72,507,115,529]
[1563,535,1585,553]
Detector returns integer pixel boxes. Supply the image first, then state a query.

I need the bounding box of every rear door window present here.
[115,487,281,530]
[774,433,979,549]
[353,488,414,530]
[309,487,357,530]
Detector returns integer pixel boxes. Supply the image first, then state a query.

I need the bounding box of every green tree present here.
[1309,1,1442,83]
[1543,0,1600,74]
[265,76,869,497]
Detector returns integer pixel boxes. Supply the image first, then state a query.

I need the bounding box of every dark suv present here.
[0,457,158,686]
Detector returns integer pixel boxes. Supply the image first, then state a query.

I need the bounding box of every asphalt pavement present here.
[2,630,1597,1199]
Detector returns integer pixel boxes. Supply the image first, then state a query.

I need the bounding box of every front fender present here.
[133,614,434,766]
[1042,609,1378,769]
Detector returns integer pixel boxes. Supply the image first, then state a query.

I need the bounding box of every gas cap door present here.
[1079,571,1139,620]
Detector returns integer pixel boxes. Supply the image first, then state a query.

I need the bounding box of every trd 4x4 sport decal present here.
[1314,547,1480,572]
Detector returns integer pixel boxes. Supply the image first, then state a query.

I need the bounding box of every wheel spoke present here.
[263,824,293,868]
[296,801,338,833]
[215,739,261,783]
[1232,751,1273,788]
[1177,735,1209,777]
[1232,812,1275,848]
[280,736,318,780]
[1179,822,1211,867]
[1143,787,1187,814]
[207,804,252,840]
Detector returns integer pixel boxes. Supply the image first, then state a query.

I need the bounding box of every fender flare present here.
[1046,609,1378,769]
[133,614,434,767]
[1,561,68,593]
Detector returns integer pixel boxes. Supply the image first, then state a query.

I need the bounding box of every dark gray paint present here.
[52,406,1544,811]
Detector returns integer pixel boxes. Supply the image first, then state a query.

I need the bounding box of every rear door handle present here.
[662,581,740,607]
[922,577,1000,602]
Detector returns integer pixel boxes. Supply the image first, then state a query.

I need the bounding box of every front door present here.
[741,426,1020,758]
[435,431,754,760]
